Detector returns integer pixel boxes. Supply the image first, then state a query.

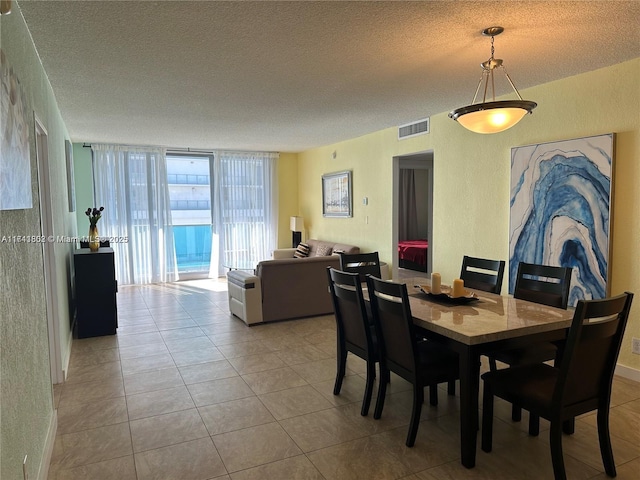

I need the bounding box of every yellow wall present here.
[297,58,640,373]
[277,152,300,248]
[1,3,77,478]
[298,132,429,264]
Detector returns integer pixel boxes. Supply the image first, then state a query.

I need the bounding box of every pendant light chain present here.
[489,34,496,102]
[490,34,495,60]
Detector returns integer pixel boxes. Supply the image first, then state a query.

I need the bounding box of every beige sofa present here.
[228,239,359,324]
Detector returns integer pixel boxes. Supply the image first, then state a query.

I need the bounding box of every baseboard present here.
[62,329,73,381]
[615,363,640,382]
[37,409,58,480]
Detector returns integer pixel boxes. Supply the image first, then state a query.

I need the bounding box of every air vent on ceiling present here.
[398,118,430,139]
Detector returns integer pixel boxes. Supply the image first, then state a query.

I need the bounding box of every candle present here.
[430,272,441,294]
[452,278,465,298]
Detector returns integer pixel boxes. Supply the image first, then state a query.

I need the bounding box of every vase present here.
[89,225,100,252]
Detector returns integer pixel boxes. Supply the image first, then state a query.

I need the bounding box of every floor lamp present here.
[290,216,304,248]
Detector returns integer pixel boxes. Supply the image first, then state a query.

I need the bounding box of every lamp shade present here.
[290,216,304,232]
[0,0,12,15]
[450,100,537,134]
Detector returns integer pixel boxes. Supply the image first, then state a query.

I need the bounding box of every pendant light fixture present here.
[449,26,536,134]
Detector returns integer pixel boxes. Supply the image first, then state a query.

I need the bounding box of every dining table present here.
[407,280,574,468]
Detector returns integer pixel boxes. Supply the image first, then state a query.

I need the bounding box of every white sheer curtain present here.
[209,151,278,278]
[92,144,178,285]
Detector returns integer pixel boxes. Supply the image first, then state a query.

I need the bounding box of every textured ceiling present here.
[17,1,640,152]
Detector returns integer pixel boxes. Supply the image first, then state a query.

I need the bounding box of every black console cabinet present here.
[74,247,117,338]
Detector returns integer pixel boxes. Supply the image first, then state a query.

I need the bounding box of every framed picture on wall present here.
[65,139,76,212]
[322,170,352,217]
[0,48,32,210]
[509,133,614,306]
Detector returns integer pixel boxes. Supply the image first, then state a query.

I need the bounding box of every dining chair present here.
[458,255,506,396]
[481,292,634,480]
[339,252,382,283]
[460,255,505,294]
[366,275,459,447]
[489,262,572,422]
[327,267,380,416]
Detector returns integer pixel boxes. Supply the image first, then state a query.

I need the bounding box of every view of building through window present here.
[166,155,213,275]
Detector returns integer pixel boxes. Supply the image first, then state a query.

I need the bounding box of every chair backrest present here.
[554,292,633,414]
[339,252,382,283]
[365,275,418,381]
[514,262,572,309]
[460,255,505,294]
[327,267,374,357]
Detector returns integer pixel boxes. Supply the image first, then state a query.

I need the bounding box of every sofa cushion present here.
[307,239,359,257]
[293,243,310,258]
[314,243,333,256]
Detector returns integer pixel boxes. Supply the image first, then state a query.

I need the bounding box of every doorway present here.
[392,152,434,281]
[35,116,64,384]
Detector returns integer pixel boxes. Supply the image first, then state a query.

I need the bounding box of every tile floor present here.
[49,279,640,479]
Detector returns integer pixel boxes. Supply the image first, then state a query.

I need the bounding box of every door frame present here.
[392,151,434,280]
[34,115,64,384]
[165,152,216,280]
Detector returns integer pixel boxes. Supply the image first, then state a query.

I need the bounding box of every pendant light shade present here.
[449,27,536,134]
[450,100,537,134]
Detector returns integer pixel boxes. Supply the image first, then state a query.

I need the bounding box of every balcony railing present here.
[173,224,212,273]
[170,200,211,210]
[167,174,210,185]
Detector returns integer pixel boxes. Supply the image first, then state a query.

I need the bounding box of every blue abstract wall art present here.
[509,133,614,306]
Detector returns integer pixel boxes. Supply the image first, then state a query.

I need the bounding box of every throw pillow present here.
[293,243,310,258]
[315,244,333,256]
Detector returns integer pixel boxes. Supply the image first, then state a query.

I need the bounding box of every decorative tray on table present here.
[415,285,480,304]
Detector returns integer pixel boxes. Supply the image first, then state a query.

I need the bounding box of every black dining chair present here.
[327,267,380,416]
[458,255,506,396]
[339,252,382,283]
[460,255,505,294]
[489,262,572,422]
[366,275,459,447]
[481,292,634,480]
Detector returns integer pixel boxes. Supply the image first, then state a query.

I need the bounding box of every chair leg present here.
[333,348,347,395]
[550,421,567,480]
[406,385,424,447]
[481,381,494,452]
[562,418,575,435]
[447,380,456,396]
[429,384,438,406]
[528,413,540,436]
[489,356,498,372]
[373,367,389,420]
[597,407,617,477]
[361,359,376,416]
[511,404,522,422]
